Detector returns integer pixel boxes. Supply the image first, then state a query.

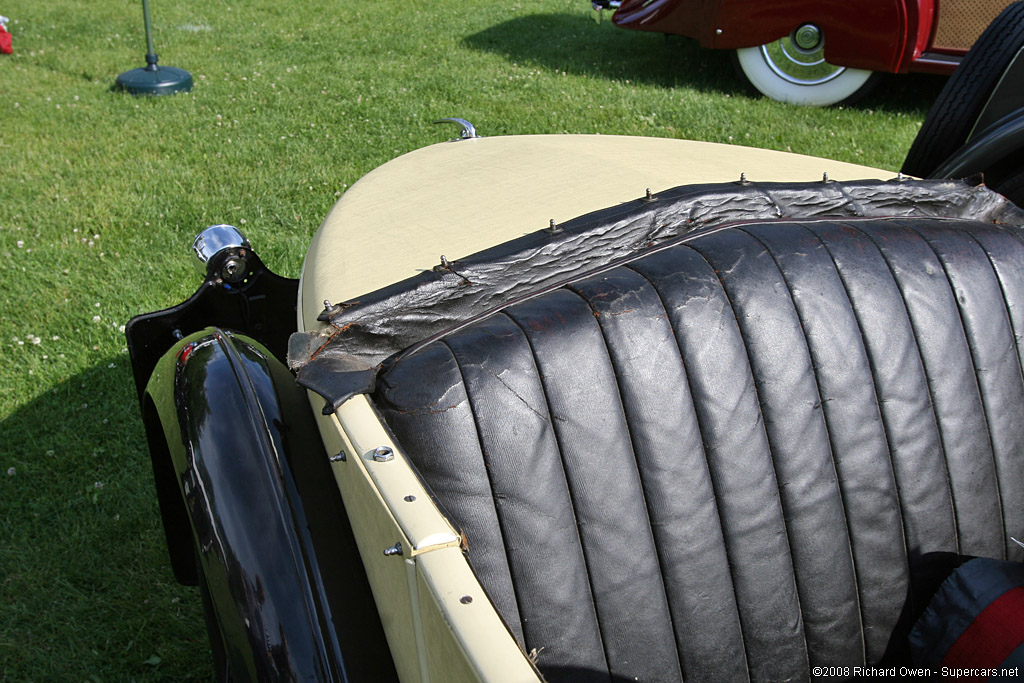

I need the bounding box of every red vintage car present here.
[599,0,1017,105]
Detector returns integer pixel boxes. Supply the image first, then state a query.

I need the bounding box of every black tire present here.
[902,1,1024,178]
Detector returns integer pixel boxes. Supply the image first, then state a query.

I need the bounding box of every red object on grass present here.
[0,26,11,55]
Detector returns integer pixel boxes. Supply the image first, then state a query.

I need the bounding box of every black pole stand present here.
[115,0,192,95]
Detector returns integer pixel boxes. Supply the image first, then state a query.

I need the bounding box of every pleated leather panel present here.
[679,228,863,672]
[739,223,906,664]
[567,270,745,682]
[964,225,1024,562]
[374,216,1024,682]
[624,247,808,681]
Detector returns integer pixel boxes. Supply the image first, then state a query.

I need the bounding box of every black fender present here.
[932,110,1024,180]
[144,328,396,681]
[926,42,1024,198]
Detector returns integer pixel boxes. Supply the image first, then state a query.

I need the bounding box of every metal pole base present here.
[116,63,193,96]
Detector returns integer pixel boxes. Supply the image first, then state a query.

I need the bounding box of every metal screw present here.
[404,495,416,502]
[822,172,830,182]
[323,299,332,309]
[329,451,346,463]
[221,257,246,283]
[897,172,906,181]
[739,173,747,183]
[440,255,450,268]
[373,446,394,462]
[383,542,403,557]
[460,595,473,604]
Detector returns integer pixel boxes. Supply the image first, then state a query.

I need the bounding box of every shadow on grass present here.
[465,12,744,95]
[0,358,210,680]
[464,12,947,114]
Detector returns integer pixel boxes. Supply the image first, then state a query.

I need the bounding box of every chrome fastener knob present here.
[193,224,251,282]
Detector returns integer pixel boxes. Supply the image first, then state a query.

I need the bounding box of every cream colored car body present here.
[295,134,890,683]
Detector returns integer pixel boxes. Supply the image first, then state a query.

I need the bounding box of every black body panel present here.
[126,250,299,403]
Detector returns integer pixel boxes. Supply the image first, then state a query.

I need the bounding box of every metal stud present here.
[460,595,473,604]
[318,300,343,322]
[373,446,394,462]
[383,542,404,557]
[329,451,346,463]
[440,255,450,268]
[739,173,747,183]
[822,172,830,182]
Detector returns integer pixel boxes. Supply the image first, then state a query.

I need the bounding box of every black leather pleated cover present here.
[374,215,1024,682]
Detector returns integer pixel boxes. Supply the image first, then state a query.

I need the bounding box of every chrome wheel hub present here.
[793,24,822,51]
[760,24,845,85]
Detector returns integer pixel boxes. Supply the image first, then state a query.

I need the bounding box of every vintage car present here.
[126,18,1024,682]
[594,0,1022,105]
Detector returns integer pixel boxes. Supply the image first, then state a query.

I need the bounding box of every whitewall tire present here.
[735,26,876,106]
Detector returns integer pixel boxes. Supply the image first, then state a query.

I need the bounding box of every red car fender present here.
[614,0,934,73]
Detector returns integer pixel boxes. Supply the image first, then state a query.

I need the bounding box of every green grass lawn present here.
[0,0,944,678]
